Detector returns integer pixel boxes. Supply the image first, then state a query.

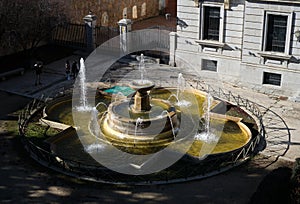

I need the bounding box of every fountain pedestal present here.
[129,80,155,112]
[133,89,152,112]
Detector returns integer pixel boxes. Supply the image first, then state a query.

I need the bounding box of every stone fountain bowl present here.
[99,94,180,154]
[129,80,155,92]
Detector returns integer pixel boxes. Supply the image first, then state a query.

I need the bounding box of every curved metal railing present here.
[18,81,265,185]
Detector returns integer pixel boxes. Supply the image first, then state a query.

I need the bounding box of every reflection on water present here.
[47,88,251,162]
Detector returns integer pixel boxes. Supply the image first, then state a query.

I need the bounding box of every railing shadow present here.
[190,79,291,168]
[256,104,292,167]
[18,77,290,184]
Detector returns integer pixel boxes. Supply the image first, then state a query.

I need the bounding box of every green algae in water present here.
[104,86,135,96]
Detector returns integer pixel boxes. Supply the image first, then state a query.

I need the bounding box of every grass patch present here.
[25,122,61,147]
[7,121,19,135]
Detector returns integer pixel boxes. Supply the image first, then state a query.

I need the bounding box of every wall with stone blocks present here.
[65,0,160,27]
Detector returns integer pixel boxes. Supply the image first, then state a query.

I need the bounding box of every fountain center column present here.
[129,80,155,113]
[133,89,152,112]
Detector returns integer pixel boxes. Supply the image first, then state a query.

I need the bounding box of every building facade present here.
[66,0,161,27]
[170,0,300,98]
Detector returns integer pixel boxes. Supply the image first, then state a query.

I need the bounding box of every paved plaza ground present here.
[0,50,299,203]
[0,15,299,204]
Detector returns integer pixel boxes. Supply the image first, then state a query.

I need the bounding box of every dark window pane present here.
[263,72,281,86]
[202,59,217,71]
[203,7,220,41]
[266,14,287,52]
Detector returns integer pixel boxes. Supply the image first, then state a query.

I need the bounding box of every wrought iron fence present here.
[51,24,174,52]
[95,26,119,47]
[51,23,119,49]
[18,82,265,185]
[51,23,86,48]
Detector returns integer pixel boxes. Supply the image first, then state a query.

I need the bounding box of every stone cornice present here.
[248,0,300,4]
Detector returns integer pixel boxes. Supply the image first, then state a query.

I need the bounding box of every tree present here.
[0,0,68,55]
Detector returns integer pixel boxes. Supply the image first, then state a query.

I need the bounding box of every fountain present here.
[23,56,260,182]
[90,107,101,138]
[177,73,185,99]
[194,92,218,143]
[138,53,146,84]
[99,76,181,154]
[77,58,91,111]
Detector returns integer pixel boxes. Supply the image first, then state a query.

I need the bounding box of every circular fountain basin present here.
[43,87,253,158]
[22,54,260,182]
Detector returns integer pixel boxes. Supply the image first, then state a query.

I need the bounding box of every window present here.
[263,12,292,54]
[266,15,287,52]
[203,7,220,41]
[263,72,281,86]
[202,59,217,71]
[196,4,224,52]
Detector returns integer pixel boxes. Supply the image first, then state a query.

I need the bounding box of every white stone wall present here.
[173,0,245,87]
[241,1,300,97]
[171,0,300,98]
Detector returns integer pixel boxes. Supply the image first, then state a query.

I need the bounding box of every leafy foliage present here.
[0,0,68,54]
